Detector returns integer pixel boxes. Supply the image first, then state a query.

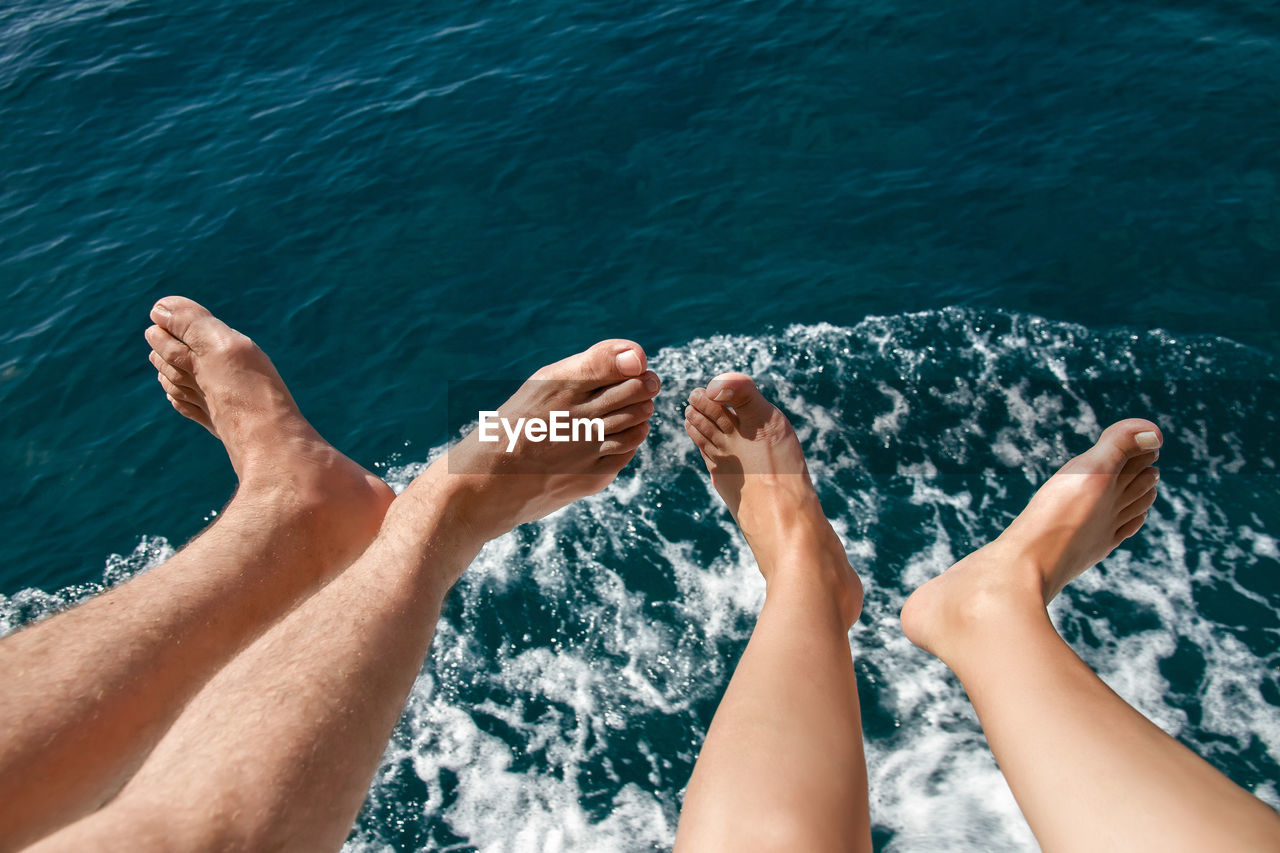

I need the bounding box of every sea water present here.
[356,311,1280,850]
[5,310,1277,850]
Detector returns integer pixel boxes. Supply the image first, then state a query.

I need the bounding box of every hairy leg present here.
[674,374,871,853]
[901,419,1280,852]
[0,298,393,850]
[28,339,660,852]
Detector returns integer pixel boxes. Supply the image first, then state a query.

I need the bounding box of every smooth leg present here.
[901,419,1280,852]
[27,339,660,852]
[675,374,871,853]
[0,298,392,850]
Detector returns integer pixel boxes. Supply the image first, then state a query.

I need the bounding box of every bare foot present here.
[145,296,394,556]
[684,373,862,627]
[901,418,1163,662]
[403,338,661,557]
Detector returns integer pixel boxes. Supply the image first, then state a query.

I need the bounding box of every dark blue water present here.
[2,1,1278,849]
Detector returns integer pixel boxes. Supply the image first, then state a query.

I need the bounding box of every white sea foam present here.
[352,311,1278,851]
[0,535,173,638]
[3,310,1276,851]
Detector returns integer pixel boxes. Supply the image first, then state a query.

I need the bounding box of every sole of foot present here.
[900,418,1162,662]
[419,338,661,549]
[145,296,394,558]
[684,372,862,627]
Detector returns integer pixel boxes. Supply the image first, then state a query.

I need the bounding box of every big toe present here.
[150,296,227,354]
[705,372,768,411]
[1076,418,1163,475]
[545,339,648,388]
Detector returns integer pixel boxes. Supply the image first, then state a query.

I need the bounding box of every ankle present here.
[984,534,1062,605]
[901,547,1048,664]
[764,566,863,629]
[384,464,489,579]
[761,536,863,628]
[231,465,344,520]
[949,575,1044,637]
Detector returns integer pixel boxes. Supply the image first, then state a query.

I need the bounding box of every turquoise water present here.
[2,1,1278,850]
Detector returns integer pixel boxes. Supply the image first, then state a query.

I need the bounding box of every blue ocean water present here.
[1,1,1277,850]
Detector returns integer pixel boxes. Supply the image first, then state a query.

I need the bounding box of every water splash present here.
[4,310,1276,852]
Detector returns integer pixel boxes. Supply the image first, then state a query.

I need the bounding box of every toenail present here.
[688,389,701,403]
[616,350,642,376]
[713,388,733,403]
[1135,431,1161,450]
[152,302,171,321]
[644,374,660,393]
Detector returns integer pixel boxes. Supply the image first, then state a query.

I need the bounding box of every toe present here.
[600,420,650,456]
[168,394,216,433]
[1119,484,1158,525]
[1119,466,1159,505]
[149,350,198,392]
[1114,512,1148,543]
[150,296,227,354]
[1075,418,1163,476]
[684,419,714,455]
[1119,450,1160,486]
[588,371,661,415]
[545,339,648,389]
[145,325,194,373]
[704,372,766,411]
[600,399,654,435]
[690,388,737,434]
[684,402,723,446]
[593,448,639,478]
[158,373,202,407]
